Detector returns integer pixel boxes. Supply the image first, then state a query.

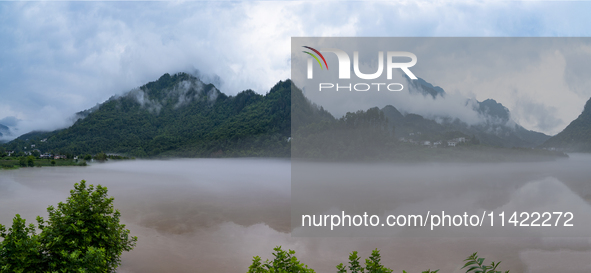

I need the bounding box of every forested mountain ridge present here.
[3,73,293,157]
[1,72,566,160]
[542,96,591,152]
[380,78,550,148]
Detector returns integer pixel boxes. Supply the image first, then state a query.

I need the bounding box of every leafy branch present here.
[462,252,509,273]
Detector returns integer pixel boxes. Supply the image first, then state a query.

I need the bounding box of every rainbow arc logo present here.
[302,46,328,70]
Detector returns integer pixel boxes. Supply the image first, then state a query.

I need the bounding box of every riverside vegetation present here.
[0,181,137,272]
[0,148,130,170]
[248,247,509,273]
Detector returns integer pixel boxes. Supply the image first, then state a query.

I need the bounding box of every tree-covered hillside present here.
[543,96,591,152]
[3,73,292,157]
[0,73,566,161]
[380,102,550,149]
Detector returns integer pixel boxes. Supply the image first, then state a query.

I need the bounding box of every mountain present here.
[542,97,591,152]
[0,124,7,137]
[0,124,10,141]
[1,72,555,158]
[381,103,550,148]
[3,73,292,157]
[380,78,550,148]
[292,101,564,162]
[406,76,446,98]
[381,105,464,140]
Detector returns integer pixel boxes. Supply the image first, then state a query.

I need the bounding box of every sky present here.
[2,1,591,139]
[291,37,591,134]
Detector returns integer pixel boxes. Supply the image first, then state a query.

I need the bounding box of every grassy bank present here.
[0,158,87,169]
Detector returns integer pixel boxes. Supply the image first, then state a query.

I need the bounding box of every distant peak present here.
[404,75,446,99]
[477,99,510,122]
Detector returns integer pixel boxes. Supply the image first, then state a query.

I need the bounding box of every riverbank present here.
[0,158,88,169]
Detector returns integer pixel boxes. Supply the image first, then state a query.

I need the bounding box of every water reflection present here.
[0,157,590,272]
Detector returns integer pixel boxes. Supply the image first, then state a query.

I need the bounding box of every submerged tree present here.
[95,152,108,162]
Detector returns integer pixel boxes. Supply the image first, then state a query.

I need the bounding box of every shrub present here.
[0,180,137,272]
[248,246,315,273]
[26,156,35,167]
[18,157,26,167]
[95,152,108,162]
[337,249,395,273]
[250,248,509,273]
[462,252,509,273]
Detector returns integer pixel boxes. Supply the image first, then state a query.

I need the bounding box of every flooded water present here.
[1,157,591,272]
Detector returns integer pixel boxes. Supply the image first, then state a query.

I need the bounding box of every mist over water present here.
[1,157,591,272]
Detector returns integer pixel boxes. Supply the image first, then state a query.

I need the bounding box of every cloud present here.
[0,116,19,127]
[396,76,485,125]
[2,1,591,138]
[417,39,591,135]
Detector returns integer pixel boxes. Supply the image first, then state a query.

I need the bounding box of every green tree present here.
[51,160,56,166]
[248,246,315,273]
[95,152,107,162]
[336,249,397,273]
[31,150,40,158]
[37,180,137,272]
[26,156,35,167]
[249,248,510,273]
[18,157,26,167]
[0,215,42,273]
[84,154,92,161]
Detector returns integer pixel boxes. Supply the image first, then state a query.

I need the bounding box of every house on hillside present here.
[455,137,466,143]
[447,141,457,147]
